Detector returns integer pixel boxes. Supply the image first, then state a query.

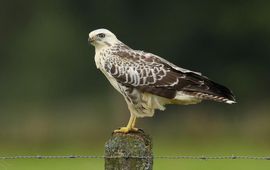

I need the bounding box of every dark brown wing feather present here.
[105,46,235,102]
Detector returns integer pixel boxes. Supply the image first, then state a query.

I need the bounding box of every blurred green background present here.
[1,0,270,169]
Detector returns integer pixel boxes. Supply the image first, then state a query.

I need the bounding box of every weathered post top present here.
[105,130,153,170]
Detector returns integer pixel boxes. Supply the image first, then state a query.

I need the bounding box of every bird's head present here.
[88,29,118,49]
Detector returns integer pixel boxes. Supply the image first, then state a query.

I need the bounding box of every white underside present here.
[130,91,202,118]
[173,91,202,105]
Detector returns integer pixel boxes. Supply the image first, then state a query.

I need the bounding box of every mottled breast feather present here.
[103,43,235,101]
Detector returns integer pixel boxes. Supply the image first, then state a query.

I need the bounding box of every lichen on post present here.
[105,130,153,170]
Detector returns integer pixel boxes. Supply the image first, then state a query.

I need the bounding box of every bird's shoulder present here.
[109,43,202,76]
[109,43,169,66]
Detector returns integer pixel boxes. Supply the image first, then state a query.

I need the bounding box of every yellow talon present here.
[113,115,138,133]
[114,127,138,133]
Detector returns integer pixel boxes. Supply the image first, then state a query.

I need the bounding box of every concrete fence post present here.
[105,130,153,170]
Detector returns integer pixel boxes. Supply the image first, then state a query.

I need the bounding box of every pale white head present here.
[88,29,118,49]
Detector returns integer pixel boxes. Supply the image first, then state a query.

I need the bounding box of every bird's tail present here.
[180,73,236,104]
[189,91,236,104]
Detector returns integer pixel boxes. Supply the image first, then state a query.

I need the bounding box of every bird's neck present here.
[94,45,111,70]
[94,45,108,53]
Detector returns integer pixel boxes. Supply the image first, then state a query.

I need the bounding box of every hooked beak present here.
[88,37,95,44]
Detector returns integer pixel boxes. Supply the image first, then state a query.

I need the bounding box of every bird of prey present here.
[88,28,236,133]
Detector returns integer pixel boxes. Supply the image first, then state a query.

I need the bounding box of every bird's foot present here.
[114,127,139,133]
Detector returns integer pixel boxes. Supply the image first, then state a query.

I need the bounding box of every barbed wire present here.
[0,155,269,160]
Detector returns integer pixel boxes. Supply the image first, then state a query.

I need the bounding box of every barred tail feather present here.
[190,92,236,104]
[178,73,236,104]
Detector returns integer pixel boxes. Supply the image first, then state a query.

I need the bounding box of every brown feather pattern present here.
[103,43,235,103]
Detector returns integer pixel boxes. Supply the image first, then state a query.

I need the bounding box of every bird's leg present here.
[114,114,138,133]
[131,116,138,131]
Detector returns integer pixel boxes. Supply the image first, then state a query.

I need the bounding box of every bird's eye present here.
[97,33,105,38]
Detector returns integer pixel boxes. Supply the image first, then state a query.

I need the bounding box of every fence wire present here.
[0,155,269,160]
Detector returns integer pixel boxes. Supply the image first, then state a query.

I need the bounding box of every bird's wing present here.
[104,49,235,101]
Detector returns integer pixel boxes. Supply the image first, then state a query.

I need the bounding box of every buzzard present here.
[88,28,236,133]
